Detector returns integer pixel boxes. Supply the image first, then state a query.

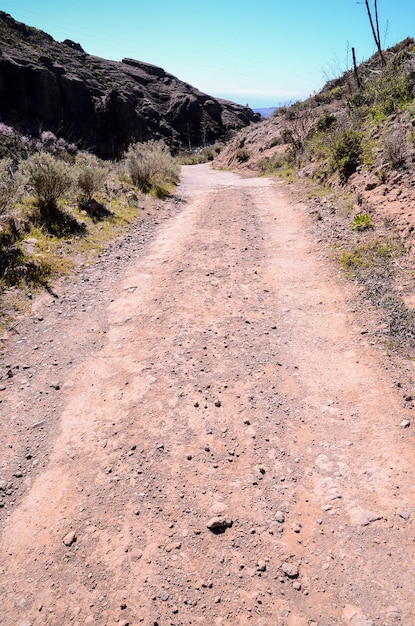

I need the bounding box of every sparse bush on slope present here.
[76,152,109,201]
[383,128,408,169]
[180,143,223,165]
[124,140,180,197]
[22,151,74,221]
[0,157,22,220]
[0,130,182,317]
[329,129,364,183]
[225,38,415,185]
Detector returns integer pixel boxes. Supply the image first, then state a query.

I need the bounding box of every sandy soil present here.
[0,163,414,626]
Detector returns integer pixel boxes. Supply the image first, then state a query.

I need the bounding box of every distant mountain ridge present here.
[253,107,277,118]
[0,12,260,158]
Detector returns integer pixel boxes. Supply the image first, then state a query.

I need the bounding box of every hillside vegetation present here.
[216,39,415,353]
[0,130,185,328]
[219,38,415,187]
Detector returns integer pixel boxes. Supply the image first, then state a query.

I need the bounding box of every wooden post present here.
[352,47,361,91]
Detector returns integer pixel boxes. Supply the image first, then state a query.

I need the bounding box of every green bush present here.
[22,152,73,220]
[351,212,374,231]
[330,129,364,183]
[124,140,180,194]
[367,66,413,122]
[315,113,337,133]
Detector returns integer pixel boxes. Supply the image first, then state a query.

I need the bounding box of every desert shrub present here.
[76,152,108,200]
[280,128,294,144]
[341,238,400,277]
[0,123,32,162]
[271,106,288,118]
[257,153,296,181]
[235,147,250,163]
[281,106,316,165]
[329,129,364,183]
[258,154,284,174]
[37,131,77,156]
[0,158,22,220]
[315,113,337,133]
[124,140,180,194]
[0,124,77,163]
[348,92,369,110]
[206,143,223,159]
[265,136,281,150]
[383,128,407,168]
[369,70,413,122]
[329,86,346,100]
[22,151,74,220]
[180,143,223,165]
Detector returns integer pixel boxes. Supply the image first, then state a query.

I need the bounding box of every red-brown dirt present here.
[0,164,414,625]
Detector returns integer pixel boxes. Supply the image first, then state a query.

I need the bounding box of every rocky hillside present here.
[0,12,260,158]
[216,39,415,254]
[214,39,415,357]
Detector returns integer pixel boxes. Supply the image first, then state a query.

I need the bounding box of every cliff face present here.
[0,12,260,158]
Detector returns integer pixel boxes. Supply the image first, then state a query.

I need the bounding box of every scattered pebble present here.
[275,511,285,523]
[400,419,410,428]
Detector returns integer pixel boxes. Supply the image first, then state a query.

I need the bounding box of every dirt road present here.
[1,164,414,625]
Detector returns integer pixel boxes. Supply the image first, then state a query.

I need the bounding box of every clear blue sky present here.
[0,1,413,108]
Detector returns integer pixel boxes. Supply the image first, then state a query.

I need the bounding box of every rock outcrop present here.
[0,12,260,158]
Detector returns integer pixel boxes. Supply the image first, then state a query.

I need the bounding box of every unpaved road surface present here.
[1,164,415,625]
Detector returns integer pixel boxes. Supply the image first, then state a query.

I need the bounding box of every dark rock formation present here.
[0,12,260,158]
